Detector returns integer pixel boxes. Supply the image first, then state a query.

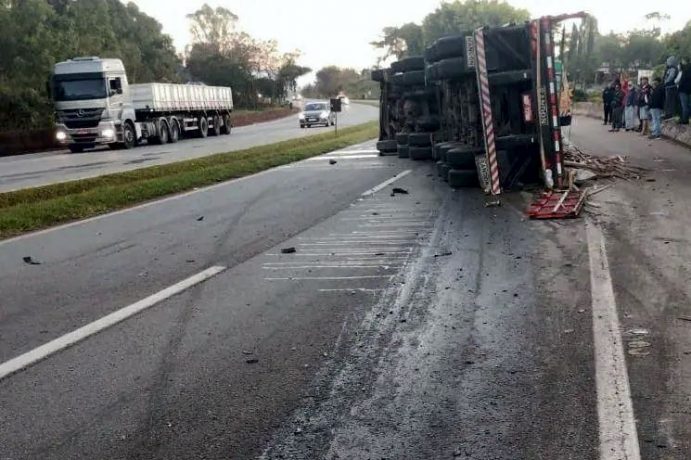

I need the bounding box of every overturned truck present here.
[372,14,581,194]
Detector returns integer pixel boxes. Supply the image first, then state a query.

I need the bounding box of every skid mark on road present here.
[586,220,641,460]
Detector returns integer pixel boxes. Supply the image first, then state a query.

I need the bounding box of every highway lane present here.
[0,102,378,193]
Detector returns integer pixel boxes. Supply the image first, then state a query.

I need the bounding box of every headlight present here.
[320,111,329,119]
[298,113,305,119]
[101,128,115,138]
[56,131,67,141]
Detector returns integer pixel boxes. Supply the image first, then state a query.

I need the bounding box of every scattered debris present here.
[196,216,204,221]
[374,252,385,256]
[434,252,453,257]
[528,190,586,219]
[281,247,297,254]
[294,427,303,435]
[678,316,691,323]
[329,159,337,165]
[242,350,254,355]
[245,358,259,364]
[185,259,195,263]
[563,145,646,181]
[22,256,41,265]
[484,200,501,207]
[564,329,575,334]
[391,187,409,195]
[453,448,463,457]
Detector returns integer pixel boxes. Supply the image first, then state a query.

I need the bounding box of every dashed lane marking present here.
[361,170,412,197]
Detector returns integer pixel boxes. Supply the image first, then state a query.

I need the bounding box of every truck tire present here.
[395,133,409,145]
[488,69,532,86]
[399,56,425,72]
[221,114,232,135]
[402,70,425,87]
[376,139,398,153]
[68,144,84,153]
[435,35,467,61]
[168,119,180,143]
[398,145,409,158]
[210,115,221,136]
[437,57,469,80]
[409,146,433,160]
[408,132,432,147]
[424,44,438,64]
[448,169,480,188]
[391,73,406,86]
[371,69,385,82]
[198,117,208,138]
[446,147,482,169]
[390,60,404,74]
[122,121,136,149]
[150,118,169,145]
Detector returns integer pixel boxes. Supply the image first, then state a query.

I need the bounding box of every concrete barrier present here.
[573,102,691,149]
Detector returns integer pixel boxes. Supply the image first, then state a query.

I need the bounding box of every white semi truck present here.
[51,57,233,153]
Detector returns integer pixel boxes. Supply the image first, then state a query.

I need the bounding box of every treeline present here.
[370,1,691,90]
[0,1,310,132]
[301,67,380,100]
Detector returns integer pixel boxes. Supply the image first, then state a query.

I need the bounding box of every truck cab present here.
[52,57,136,153]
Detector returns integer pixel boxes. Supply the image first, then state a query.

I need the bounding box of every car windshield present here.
[53,78,107,101]
[305,103,327,111]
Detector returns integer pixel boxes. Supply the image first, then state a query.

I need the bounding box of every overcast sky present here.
[132,0,691,85]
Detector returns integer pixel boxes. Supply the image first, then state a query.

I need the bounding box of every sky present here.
[131,0,691,86]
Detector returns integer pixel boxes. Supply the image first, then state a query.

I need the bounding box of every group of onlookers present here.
[602,56,690,140]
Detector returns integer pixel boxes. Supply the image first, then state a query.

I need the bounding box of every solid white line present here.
[0,265,226,381]
[361,170,412,197]
[262,265,401,270]
[586,221,641,460]
[307,155,378,161]
[265,251,412,256]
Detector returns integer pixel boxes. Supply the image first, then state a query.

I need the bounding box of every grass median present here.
[0,121,378,239]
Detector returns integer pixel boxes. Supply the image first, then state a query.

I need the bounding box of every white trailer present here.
[51,57,233,153]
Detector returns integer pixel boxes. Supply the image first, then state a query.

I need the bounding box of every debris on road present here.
[434,252,453,257]
[245,358,259,364]
[22,256,41,265]
[329,159,337,165]
[281,247,297,254]
[678,316,691,323]
[484,200,501,207]
[391,187,409,195]
[196,216,205,221]
[563,144,646,181]
[528,190,586,219]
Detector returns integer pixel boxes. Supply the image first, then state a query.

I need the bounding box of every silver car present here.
[299,101,335,128]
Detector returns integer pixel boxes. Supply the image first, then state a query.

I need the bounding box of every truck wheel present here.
[408,133,432,147]
[376,139,398,154]
[402,70,426,87]
[448,169,480,188]
[68,144,84,153]
[168,119,180,143]
[221,115,232,135]
[122,122,136,149]
[395,133,409,145]
[446,146,483,169]
[434,34,467,61]
[409,146,433,160]
[210,116,221,136]
[198,117,208,138]
[437,57,469,80]
[398,56,425,72]
[397,145,410,158]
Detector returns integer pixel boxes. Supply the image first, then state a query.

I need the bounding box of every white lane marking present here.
[263,258,409,265]
[0,265,226,381]
[318,288,384,293]
[265,275,391,281]
[266,251,412,256]
[361,170,412,197]
[323,149,379,155]
[586,221,641,460]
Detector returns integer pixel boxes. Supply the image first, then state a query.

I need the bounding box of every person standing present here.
[678,58,690,125]
[624,82,638,131]
[602,84,614,125]
[609,82,625,132]
[649,77,665,139]
[638,77,652,136]
[663,56,680,119]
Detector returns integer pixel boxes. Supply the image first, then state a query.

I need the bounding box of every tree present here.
[187,4,238,52]
[370,23,424,61]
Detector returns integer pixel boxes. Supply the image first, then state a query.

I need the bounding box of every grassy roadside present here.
[0,121,378,239]
[352,100,380,108]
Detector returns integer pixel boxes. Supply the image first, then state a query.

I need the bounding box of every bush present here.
[573,89,588,102]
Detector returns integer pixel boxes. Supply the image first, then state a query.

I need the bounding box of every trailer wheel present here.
[168,119,180,143]
[448,169,480,188]
[122,121,136,149]
[408,132,432,147]
[221,114,232,135]
[409,146,433,161]
[397,145,410,158]
[434,34,467,61]
[376,139,398,154]
[398,56,425,72]
[402,70,426,87]
[437,57,469,81]
[198,117,208,138]
[446,146,483,169]
[210,115,221,136]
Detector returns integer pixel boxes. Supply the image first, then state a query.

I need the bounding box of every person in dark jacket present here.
[663,56,680,119]
[649,77,665,139]
[638,77,652,135]
[609,83,625,132]
[678,59,690,125]
[602,84,614,124]
[624,82,638,131]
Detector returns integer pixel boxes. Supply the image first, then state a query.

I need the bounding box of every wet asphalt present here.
[0,116,690,459]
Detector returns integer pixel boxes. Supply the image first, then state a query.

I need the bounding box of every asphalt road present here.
[0,102,378,193]
[0,116,690,459]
